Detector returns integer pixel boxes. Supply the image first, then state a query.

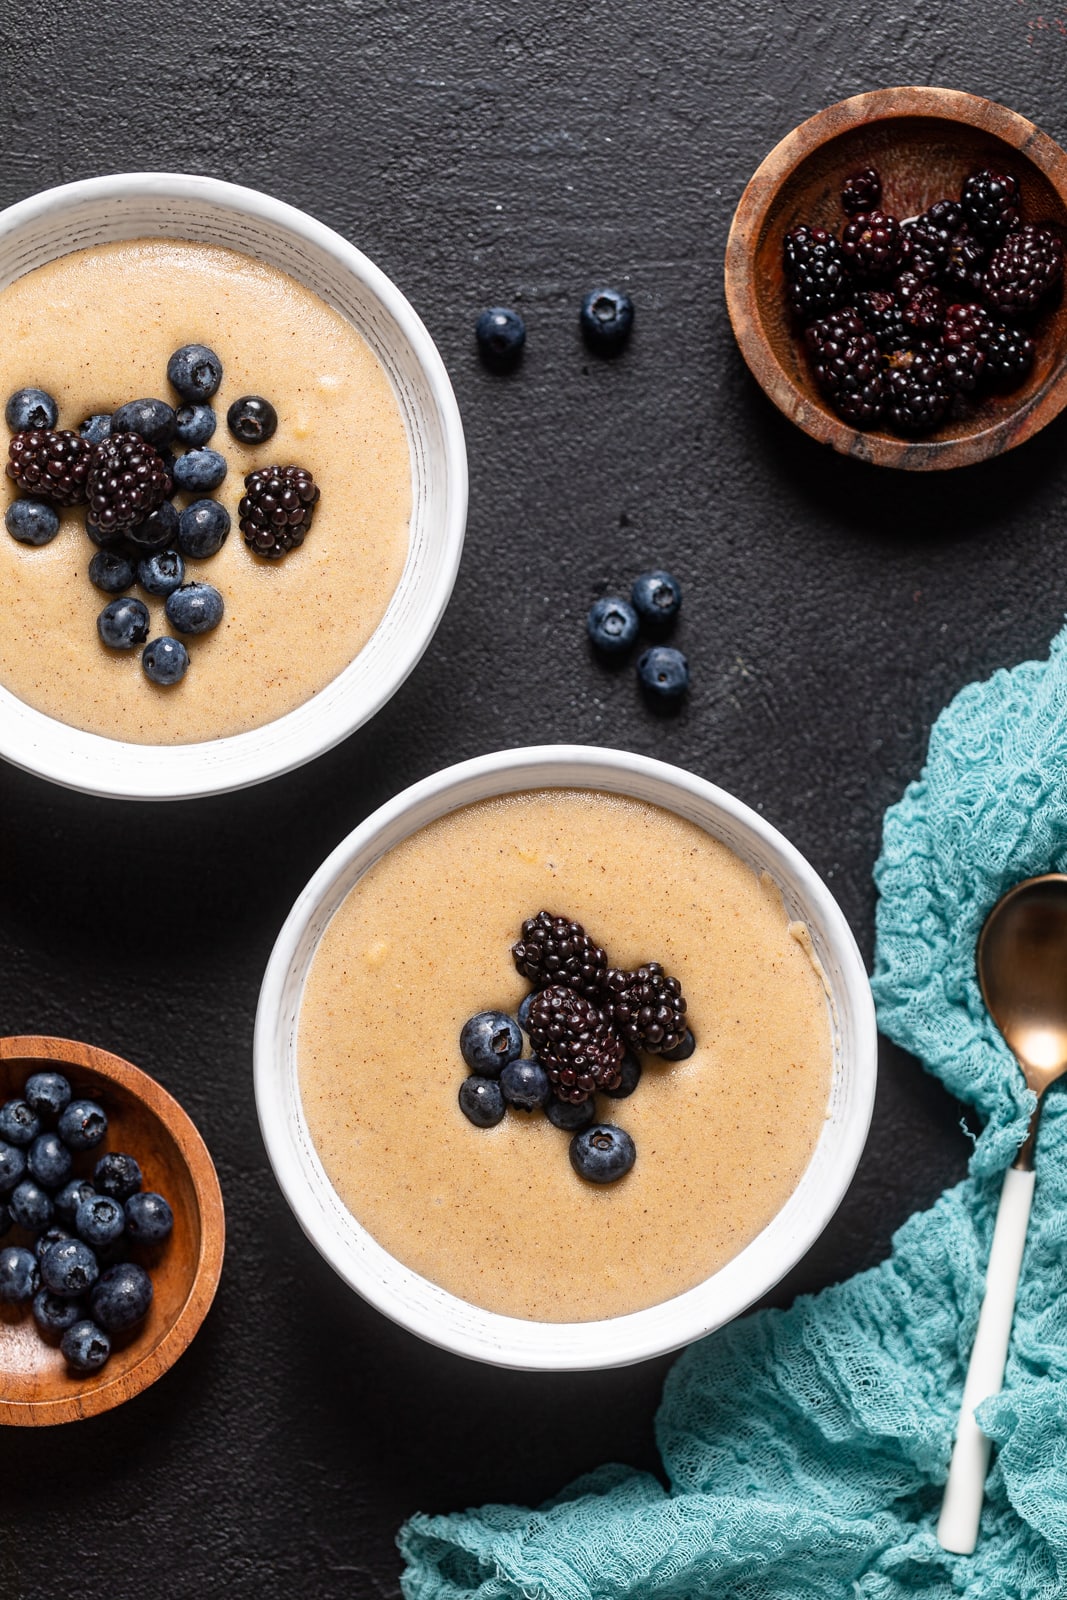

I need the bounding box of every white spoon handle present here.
[937,1163,1035,1555]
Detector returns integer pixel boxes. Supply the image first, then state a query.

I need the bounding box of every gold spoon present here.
[938,873,1067,1554]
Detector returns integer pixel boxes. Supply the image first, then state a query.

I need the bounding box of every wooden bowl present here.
[0,1037,224,1426]
[725,86,1067,469]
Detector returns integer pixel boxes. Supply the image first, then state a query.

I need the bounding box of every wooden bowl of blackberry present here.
[0,1036,224,1425]
[725,86,1067,470]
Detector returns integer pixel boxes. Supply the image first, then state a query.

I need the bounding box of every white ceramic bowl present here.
[0,173,467,800]
[255,745,878,1371]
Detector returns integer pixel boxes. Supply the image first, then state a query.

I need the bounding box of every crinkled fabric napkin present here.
[399,627,1067,1600]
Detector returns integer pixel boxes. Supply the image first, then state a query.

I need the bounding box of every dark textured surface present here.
[1,2,1065,1595]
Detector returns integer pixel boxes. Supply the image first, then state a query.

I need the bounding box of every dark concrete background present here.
[1,2,1064,1594]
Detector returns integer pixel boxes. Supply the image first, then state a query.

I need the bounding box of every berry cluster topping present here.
[238,464,319,559]
[602,962,688,1054]
[783,165,1064,436]
[87,432,172,533]
[526,986,625,1102]
[7,428,93,506]
[512,911,607,1000]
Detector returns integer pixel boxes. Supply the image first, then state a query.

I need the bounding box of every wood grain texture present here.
[0,1036,224,1426]
[725,86,1067,470]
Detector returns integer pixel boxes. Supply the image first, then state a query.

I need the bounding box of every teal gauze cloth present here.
[398,627,1067,1600]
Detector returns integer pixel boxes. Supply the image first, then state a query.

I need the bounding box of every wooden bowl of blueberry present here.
[725,86,1067,469]
[0,1036,223,1425]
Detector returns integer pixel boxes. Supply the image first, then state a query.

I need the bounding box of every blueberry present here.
[41,1237,100,1299]
[57,1099,107,1152]
[459,1011,523,1077]
[5,497,60,546]
[0,1245,40,1303]
[226,395,278,444]
[61,1318,111,1373]
[475,307,526,368]
[142,636,190,687]
[569,1124,636,1184]
[171,447,226,494]
[90,1260,152,1332]
[89,549,135,594]
[34,1225,72,1261]
[587,596,638,656]
[110,398,177,450]
[124,1191,173,1244]
[0,1202,10,1238]
[499,1057,551,1111]
[177,499,230,559]
[78,413,112,445]
[174,403,216,447]
[0,1099,39,1147]
[137,548,184,598]
[93,1152,142,1202]
[458,1076,506,1129]
[75,1194,125,1250]
[167,344,223,401]
[53,1177,97,1227]
[637,645,689,702]
[9,1179,53,1232]
[517,992,536,1032]
[631,569,682,626]
[97,596,150,650]
[0,1141,26,1195]
[165,581,224,635]
[661,1028,696,1062]
[33,1288,85,1337]
[127,499,179,554]
[5,386,58,431]
[27,1132,72,1190]
[602,1051,642,1098]
[24,1071,72,1119]
[580,287,634,352]
[546,1095,597,1132]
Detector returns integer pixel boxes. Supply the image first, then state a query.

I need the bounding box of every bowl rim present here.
[0,1034,225,1426]
[254,743,878,1370]
[0,171,468,799]
[724,85,1067,470]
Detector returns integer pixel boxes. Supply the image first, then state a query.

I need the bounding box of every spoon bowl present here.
[978,873,1067,1099]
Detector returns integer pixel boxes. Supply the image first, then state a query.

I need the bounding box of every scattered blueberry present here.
[580,287,634,353]
[137,548,184,598]
[602,1051,643,1098]
[165,581,224,635]
[177,499,230,559]
[32,1288,85,1337]
[142,636,190,687]
[97,596,150,650]
[127,500,179,554]
[9,1179,53,1233]
[124,1191,173,1244]
[475,307,526,368]
[110,398,177,450]
[570,1124,636,1183]
[226,395,278,444]
[174,403,217,447]
[53,1177,97,1227]
[459,1011,523,1077]
[171,447,226,494]
[0,1142,27,1195]
[90,1260,153,1332]
[89,549,135,595]
[57,1099,107,1152]
[517,992,536,1032]
[458,1076,507,1129]
[167,343,223,401]
[637,645,689,702]
[61,1318,111,1373]
[546,1095,597,1132]
[631,570,682,626]
[0,1245,40,1303]
[34,1225,72,1262]
[24,1072,71,1119]
[75,1194,125,1250]
[27,1132,72,1190]
[5,497,60,546]
[0,1099,39,1147]
[500,1057,552,1112]
[661,1028,696,1062]
[41,1238,100,1299]
[5,387,58,432]
[587,596,639,656]
[93,1152,142,1202]
[78,413,112,446]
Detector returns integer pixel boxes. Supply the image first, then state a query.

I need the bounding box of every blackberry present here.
[805,324,885,427]
[943,303,993,394]
[602,962,688,1055]
[239,465,319,560]
[961,169,1020,241]
[983,323,1036,388]
[86,433,172,533]
[983,224,1064,317]
[525,986,625,1104]
[841,167,882,216]
[782,226,849,321]
[902,201,963,276]
[511,911,608,1000]
[884,345,950,433]
[7,429,93,507]
[942,228,988,296]
[853,290,909,352]
[899,279,946,338]
[840,211,905,281]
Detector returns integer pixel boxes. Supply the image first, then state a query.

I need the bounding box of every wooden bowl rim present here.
[0,1035,225,1426]
[724,85,1067,470]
